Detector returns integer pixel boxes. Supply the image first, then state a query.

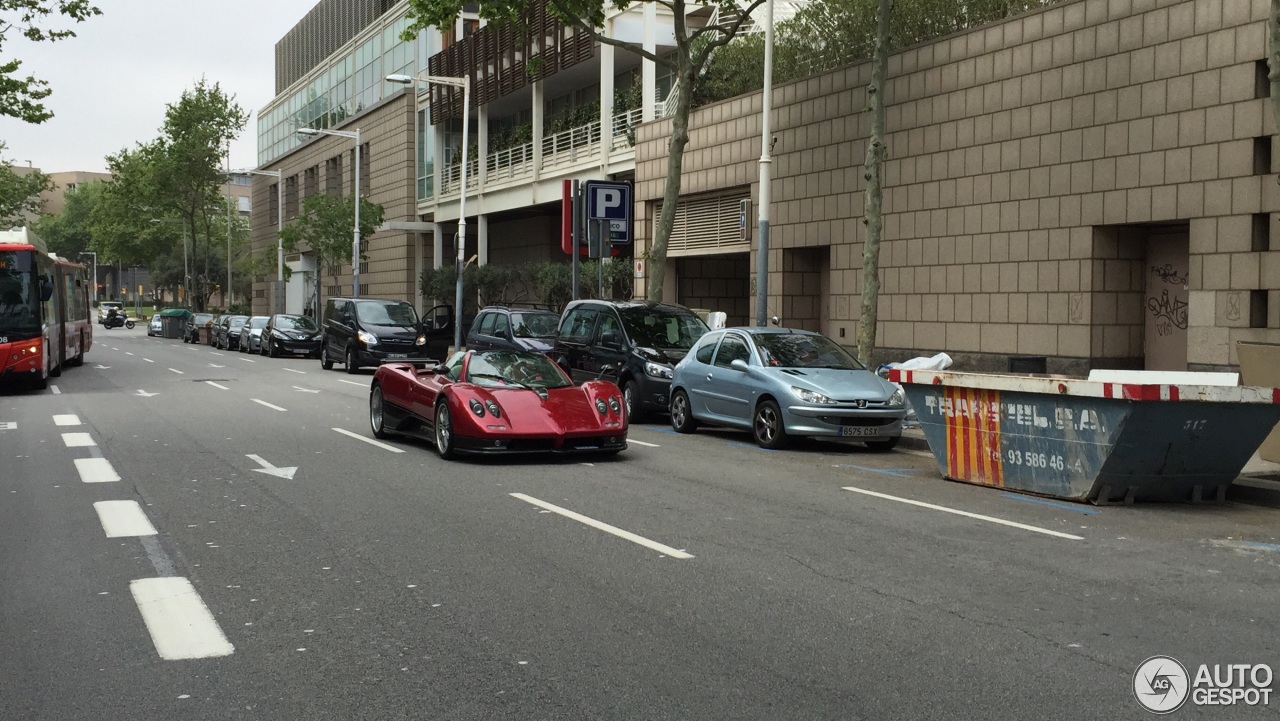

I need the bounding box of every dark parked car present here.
[260,314,322,358]
[551,299,709,420]
[183,313,215,344]
[237,316,269,353]
[466,305,560,353]
[319,297,453,374]
[213,315,248,350]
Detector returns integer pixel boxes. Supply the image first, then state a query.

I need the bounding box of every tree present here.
[0,141,52,224]
[857,0,890,365]
[279,194,385,311]
[31,177,103,256]
[404,0,766,301]
[1,0,102,123]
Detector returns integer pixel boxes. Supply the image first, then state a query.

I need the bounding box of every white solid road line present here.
[283,368,306,374]
[206,381,229,390]
[251,398,287,412]
[332,427,404,453]
[169,368,184,374]
[510,493,695,559]
[337,379,366,387]
[75,457,120,483]
[61,432,96,448]
[53,414,81,426]
[93,500,158,538]
[628,439,660,448]
[130,577,235,660]
[841,487,1085,541]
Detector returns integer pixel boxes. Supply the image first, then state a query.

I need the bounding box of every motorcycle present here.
[104,315,135,330]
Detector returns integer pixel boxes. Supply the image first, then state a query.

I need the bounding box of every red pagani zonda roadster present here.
[369,350,628,458]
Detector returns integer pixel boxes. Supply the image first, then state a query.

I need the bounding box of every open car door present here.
[421,304,454,360]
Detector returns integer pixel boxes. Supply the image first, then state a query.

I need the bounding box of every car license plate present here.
[387,353,409,359]
[840,426,880,438]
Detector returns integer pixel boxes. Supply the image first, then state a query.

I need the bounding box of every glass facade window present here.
[417,108,434,199]
[258,13,419,166]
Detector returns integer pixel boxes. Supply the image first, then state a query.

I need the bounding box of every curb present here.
[896,429,1280,510]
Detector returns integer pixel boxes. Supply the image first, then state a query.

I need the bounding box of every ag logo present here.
[1134,656,1190,714]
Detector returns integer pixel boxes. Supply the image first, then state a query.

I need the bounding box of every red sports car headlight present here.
[595,398,608,415]
[468,399,485,417]
[608,397,621,414]
[485,400,501,418]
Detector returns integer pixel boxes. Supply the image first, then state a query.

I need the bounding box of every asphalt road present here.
[2,326,1278,720]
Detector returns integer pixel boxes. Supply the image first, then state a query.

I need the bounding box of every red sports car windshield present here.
[464,350,573,390]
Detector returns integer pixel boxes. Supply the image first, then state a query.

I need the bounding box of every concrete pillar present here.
[477,214,489,266]
[642,3,656,122]
[433,120,444,198]
[431,222,443,269]
[532,80,544,176]
[477,103,489,188]
[600,19,615,164]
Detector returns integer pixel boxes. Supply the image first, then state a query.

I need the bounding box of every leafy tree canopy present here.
[0,0,102,123]
[280,194,385,296]
[0,140,52,224]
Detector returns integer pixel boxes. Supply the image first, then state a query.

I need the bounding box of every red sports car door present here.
[410,370,450,420]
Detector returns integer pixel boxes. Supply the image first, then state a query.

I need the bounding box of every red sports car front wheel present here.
[435,403,456,460]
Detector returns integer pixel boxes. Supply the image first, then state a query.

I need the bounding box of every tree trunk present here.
[1269,0,1280,188]
[646,61,696,301]
[857,0,893,366]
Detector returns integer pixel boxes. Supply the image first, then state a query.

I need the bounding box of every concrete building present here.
[250,0,682,317]
[632,0,1280,372]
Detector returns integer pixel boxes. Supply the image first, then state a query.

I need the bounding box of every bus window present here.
[0,251,38,335]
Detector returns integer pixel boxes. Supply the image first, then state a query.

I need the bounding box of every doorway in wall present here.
[780,247,830,333]
[1142,224,1190,371]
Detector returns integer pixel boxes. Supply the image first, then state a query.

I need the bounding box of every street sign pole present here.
[598,220,606,298]
[571,179,581,301]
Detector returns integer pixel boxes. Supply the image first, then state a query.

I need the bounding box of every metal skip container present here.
[888,369,1280,504]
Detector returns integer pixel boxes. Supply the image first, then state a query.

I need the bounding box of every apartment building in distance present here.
[632,0,1280,372]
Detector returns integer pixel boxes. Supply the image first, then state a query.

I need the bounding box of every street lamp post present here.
[386,72,471,352]
[229,168,285,314]
[756,0,775,327]
[296,126,362,300]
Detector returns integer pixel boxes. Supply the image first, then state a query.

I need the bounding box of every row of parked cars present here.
[310,295,907,451]
[181,312,324,357]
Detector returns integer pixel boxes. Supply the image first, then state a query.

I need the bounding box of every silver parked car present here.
[669,327,906,450]
[238,315,269,353]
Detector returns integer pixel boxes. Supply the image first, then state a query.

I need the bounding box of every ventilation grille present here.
[658,192,750,257]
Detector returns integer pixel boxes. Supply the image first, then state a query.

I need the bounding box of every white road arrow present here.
[246,454,297,480]
[135,389,158,398]
[293,386,320,394]
[94,365,111,369]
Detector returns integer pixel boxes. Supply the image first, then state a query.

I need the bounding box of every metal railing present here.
[611,107,643,151]
[439,160,480,195]
[541,120,601,170]
[484,142,535,183]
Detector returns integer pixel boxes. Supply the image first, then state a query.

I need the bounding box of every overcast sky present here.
[1,0,320,174]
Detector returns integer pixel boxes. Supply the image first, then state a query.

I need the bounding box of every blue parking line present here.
[1240,541,1280,551]
[728,440,777,452]
[837,464,916,478]
[999,492,1100,515]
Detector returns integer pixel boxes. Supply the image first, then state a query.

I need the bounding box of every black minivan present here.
[319,297,453,373]
[552,299,709,420]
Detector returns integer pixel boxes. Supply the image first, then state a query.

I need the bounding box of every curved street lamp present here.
[386,72,471,352]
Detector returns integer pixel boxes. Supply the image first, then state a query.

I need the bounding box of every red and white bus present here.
[0,228,93,389]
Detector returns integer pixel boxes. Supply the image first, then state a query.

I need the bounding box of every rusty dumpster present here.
[888,369,1280,504]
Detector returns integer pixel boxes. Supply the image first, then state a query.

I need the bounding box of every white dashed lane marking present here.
[332,427,403,453]
[251,399,287,412]
[841,487,1085,541]
[169,368,184,375]
[628,439,660,448]
[61,432,96,448]
[93,500,157,538]
[75,458,120,483]
[53,414,81,426]
[130,577,234,660]
[337,380,366,387]
[205,381,229,391]
[283,368,306,375]
[510,493,694,559]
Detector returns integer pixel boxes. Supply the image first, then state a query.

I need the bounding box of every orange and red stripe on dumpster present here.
[942,386,1004,487]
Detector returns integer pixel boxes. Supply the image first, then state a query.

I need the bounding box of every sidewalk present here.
[896,428,1280,509]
